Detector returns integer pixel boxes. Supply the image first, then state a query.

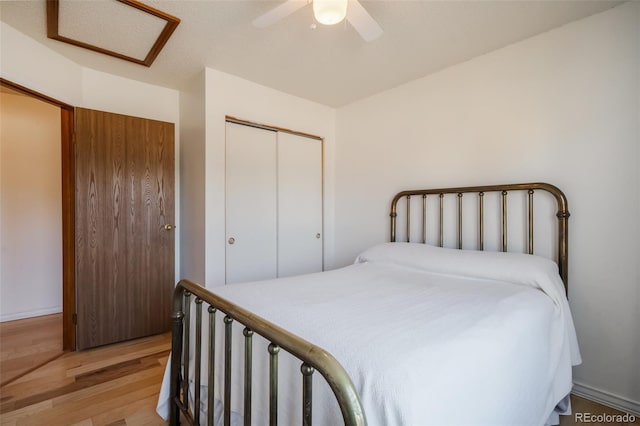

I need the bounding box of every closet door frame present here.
[224,116,324,280]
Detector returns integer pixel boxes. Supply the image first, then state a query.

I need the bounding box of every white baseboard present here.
[572,381,640,416]
[0,307,62,322]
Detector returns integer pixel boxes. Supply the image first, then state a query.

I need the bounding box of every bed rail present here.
[169,279,367,426]
[389,182,570,292]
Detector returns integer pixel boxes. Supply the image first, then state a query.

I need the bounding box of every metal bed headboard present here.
[389,182,570,292]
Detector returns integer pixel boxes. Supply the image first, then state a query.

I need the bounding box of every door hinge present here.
[72,313,77,325]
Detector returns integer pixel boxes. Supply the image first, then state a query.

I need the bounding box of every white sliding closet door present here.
[225,122,277,284]
[277,132,323,277]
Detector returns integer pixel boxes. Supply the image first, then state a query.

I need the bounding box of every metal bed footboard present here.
[169,279,367,426]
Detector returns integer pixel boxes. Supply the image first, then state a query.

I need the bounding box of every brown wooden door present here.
[75,108,174,350]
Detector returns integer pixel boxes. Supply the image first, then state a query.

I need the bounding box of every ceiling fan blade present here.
[252,0,308,28]
[346,0,383,42]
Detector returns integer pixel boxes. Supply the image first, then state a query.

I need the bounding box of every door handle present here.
[316,233,321,239]
[164,224,175,231]
[228,237,236,245]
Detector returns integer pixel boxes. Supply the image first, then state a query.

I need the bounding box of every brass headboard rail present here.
[389,182,569,292]
[170,279,367,426]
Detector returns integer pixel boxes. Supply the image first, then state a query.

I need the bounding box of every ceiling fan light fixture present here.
[313,0,348,26]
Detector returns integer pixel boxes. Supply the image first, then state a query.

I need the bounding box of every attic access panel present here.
[46,0,180,67]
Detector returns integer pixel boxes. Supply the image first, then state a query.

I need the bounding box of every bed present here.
[157,182,581,426]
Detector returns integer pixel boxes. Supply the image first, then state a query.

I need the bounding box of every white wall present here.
[179,71,206,283]
[201,68,337,286]
[0,92,62,321]
[0,22,82,105]
[80,68,180,124]
[335,2,639,413]
[0,21,182,319]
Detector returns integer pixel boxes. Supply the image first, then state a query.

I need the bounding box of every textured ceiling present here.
[0,0,624,107]
[57,0,167,60]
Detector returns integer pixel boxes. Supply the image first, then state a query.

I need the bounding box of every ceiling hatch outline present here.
[46,0,180,67]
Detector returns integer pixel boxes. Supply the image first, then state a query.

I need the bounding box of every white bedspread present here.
[157,243,581,425]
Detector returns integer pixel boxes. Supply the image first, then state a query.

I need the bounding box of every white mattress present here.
[157,243,581,425]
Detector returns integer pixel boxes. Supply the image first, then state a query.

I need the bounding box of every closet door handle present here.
[315,233,321,239]
[228,237,236,245]
[164,224,175,231]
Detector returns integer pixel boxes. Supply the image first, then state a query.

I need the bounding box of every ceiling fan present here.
[252,0,383,42]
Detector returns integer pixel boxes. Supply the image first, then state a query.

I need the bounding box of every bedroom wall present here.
[200,68,337,287]
[179,71,206,283]
[0,21,182,319]
[334,1,640,413]
[81,68,180,125]
[0,92,62,321]
[0,21,82,105]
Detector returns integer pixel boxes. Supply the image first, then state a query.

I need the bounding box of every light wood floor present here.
[560,394,639,426]
[0,315,170,426]
[1,315,638,426]
[0,314,64,387]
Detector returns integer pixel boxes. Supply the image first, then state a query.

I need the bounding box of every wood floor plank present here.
[123,397,168,426]
[7,368,166,425]
[559,395,640,426]
[0,314,63,387]
[2,356,166,413]
[70,420,93,426]
[22,377,163,425]
[0,400,53,425]
[65,342,170,377]
[6,352,167,412]
[1,374,75,411]
[51,365,165,409]
[91,394,165,426]
[1,319,170,426]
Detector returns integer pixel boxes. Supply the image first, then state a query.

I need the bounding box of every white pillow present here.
[355,242,564,302]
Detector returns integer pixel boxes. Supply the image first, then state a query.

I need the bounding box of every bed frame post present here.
[389,212,397,242]
[170,285,185,425]
[557,210,570,290]
[545,183,570,293]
